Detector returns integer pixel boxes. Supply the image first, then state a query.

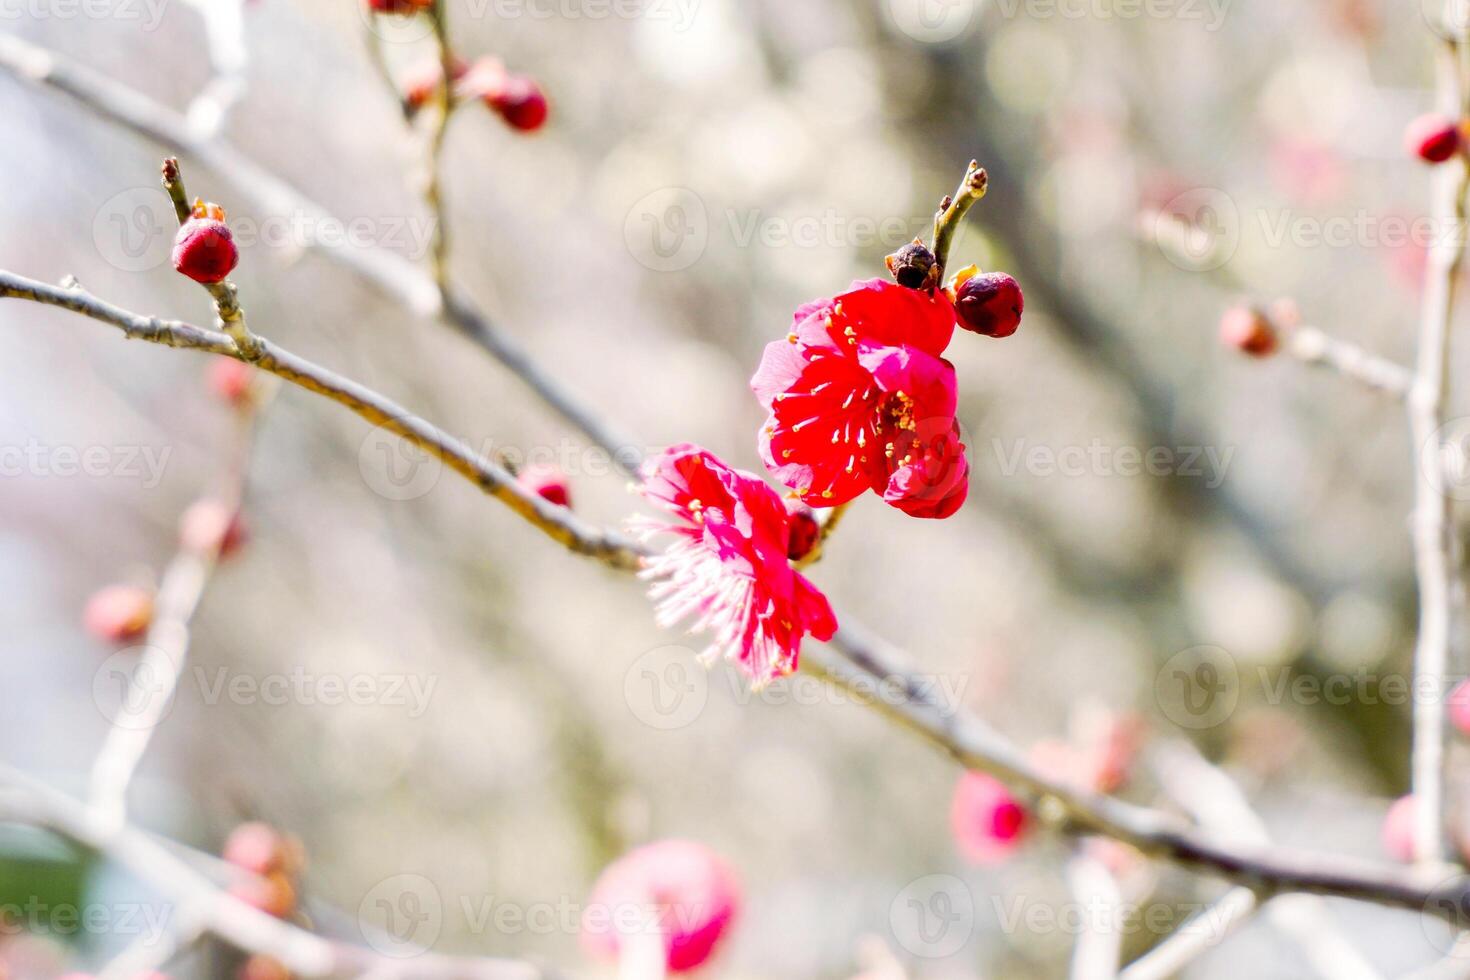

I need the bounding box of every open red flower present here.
[752,279,969,519]
[633,445,837,686]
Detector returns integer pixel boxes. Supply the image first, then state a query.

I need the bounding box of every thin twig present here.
[424,0,455,293]
[0,269,643,570]
[1408,27,1470,867]
[10,268,1470,917]
[1288,327,1414,399]
[930,159,988,275]
[0,765,552,979]
[0,32,645,470]
[1121,741,1382,980]
[1067,850,1123,980]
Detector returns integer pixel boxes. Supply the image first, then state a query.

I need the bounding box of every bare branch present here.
[1408,25,1470,866]
[0,765,552,979]
[0,269,643,570]
[1288,327,1414,399]
[0,33,644,470]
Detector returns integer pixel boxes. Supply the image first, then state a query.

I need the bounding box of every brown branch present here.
[6,32,1468,925]
[0,33,644,471]
[0,269,643,571]
[7,268,1470,918]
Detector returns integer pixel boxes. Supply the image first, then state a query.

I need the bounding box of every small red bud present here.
[1218,304,1277,357]
[224,822,303,876]
[84,584,154,644]
[1405,113,1462,164]
[208,357,256,407]
[172,201,238,284]
[401,56,469,112]
[784,502,821,562]
[491,74,548,132]
[229,871,297,919]
[366,0,432,12]
[954,271,1023,338]
[517,463,570,508]
[458,59,547,132]
[180,499,248,559]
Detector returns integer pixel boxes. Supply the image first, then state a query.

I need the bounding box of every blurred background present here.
[0,0,1464,975]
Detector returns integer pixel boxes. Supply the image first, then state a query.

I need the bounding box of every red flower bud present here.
[401,56,469,112]
[458,59,548,132]
[229,871,297,919]
[1405,113,1462,164]
[954,271,1023,338]
[517,463,570,508]
[84,584,154,644]
[208,357,256,407]
[491,74,548,132]
[179,499,248,559]
[224,822,304,877]
[950,771,1030,864]
[366,0,432,12]
[172,200,238,284]
[1218,304,1277,357]
[784,501,820,562]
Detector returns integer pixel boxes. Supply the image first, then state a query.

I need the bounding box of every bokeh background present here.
[0,0,1465,975]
